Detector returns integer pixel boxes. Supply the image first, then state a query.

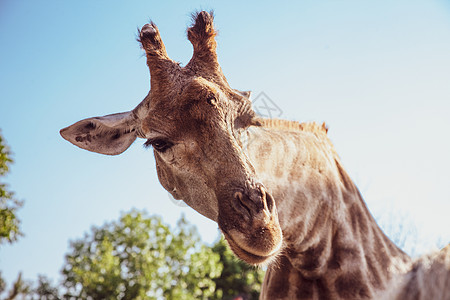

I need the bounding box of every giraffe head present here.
[60,11,282,265]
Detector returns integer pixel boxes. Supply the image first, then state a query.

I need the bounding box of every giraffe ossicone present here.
[61,11,450,300]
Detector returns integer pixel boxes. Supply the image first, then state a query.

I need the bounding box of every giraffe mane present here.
[258,118,329,137]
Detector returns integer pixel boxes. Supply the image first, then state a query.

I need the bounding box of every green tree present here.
[0,272,32,300]
[211,238,265,300]
[0,131,23,245]
[62,210,222,299]
[0,132,28,300]
[33,275,60,300]
[0,272,6,295]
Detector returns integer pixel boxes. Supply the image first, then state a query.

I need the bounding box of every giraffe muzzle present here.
[220,184,283,265]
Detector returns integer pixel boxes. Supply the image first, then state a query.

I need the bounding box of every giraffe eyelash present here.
[143,139,153,148]
[144,138,173,152]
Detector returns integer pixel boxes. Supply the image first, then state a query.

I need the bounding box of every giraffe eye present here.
[207,96,216,106]
[144,138,173,152]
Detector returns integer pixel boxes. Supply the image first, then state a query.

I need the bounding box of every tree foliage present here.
[0,131,23,245]
[1,200,265,299]
[62,210,222,299]
[0,272,32,300]
[33,275,60,300]
[211,238,265,300]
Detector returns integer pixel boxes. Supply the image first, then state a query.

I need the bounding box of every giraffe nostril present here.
[258,185,274,213]
[232,186,274,221]
[260,186,266,199]
[265,191,275,213]
[233,191,251,220]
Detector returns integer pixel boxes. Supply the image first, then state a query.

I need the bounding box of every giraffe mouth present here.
[223,230,282,265]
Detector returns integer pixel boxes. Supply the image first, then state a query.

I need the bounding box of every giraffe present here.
[60,11,450,299]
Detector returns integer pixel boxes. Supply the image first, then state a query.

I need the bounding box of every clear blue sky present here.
[1,0,449,285]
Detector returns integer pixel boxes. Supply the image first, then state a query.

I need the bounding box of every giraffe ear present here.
[60,111,141,155]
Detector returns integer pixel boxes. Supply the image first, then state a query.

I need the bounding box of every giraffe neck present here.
[242,123,411,299]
